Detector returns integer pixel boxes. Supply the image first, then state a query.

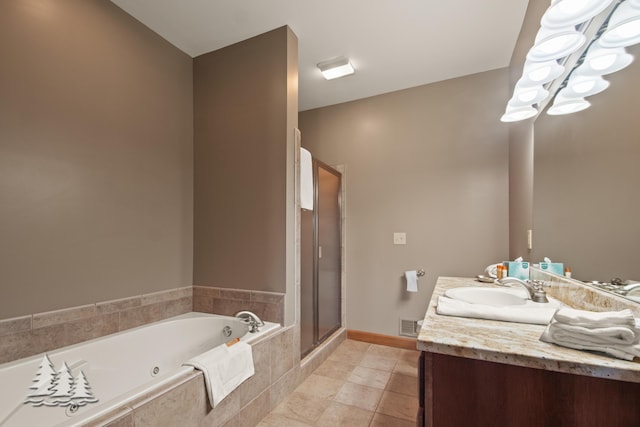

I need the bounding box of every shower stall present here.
[300,159,342,358]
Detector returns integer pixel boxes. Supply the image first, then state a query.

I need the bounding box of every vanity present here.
[417,276,640,427]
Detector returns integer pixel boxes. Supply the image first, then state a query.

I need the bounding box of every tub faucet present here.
[496,277,549,303]
[235,311,265,333]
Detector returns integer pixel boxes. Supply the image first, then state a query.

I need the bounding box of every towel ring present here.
[417,269,425,277]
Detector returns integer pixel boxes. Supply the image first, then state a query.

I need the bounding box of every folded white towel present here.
[553,307,636,328]
[300,147,313,210]
[545,321,638,346]
[183,342,254,408]
[436,296,557,325]
[540,324,640,361]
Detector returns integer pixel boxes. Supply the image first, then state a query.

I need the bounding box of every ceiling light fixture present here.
[501,0,638,123]
[600,0,640,47]
[317,56,355,80]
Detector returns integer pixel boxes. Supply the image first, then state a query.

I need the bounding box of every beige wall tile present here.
[238,389,271,427]
[211,298,248,317]
[64,313,119,346]
[219,289,251,301]
[132,375,205,426]
[251,291,284,304]
[96,296,142,315]
[249,301,284,325]
[193,295,213,313]
[269,365,300,411]
[270,327,295,380]
[240,338,271,407]
[193,286,221,298]
[0,324,66,364]
[0,315,31,336]
[32,304,96,329]
[140,286,192,305]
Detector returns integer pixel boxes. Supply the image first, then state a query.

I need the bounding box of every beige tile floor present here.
[258,339,420,427]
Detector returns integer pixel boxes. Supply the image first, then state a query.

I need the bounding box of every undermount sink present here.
[444,287,529,307]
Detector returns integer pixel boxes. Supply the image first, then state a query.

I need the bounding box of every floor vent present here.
[399,319,419,337]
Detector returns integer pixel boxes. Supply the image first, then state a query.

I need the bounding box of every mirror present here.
[531,40,640,301]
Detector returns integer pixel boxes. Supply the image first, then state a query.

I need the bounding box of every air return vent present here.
[399,319,419,337]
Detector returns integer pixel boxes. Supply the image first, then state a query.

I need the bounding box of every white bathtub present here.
[0,312,279,427]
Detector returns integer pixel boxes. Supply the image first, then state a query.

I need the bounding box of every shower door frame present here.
[301,159,342,358]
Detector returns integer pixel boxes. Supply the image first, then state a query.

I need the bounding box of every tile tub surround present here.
[418,277,640,383]
[71,325,300,427]
[193,286,285,326]
[0,285,286,366]
[0,287,192,364]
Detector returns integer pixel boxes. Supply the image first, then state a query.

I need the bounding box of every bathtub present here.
[0,312,279,427]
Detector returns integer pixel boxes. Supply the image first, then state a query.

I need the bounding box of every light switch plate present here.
[393,232,406,245]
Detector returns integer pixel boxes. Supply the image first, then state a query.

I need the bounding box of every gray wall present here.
[300,69,510,336]
[193,26,297,295]
[0,0,194,318]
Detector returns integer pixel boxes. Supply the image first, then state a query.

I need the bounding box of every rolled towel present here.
[540,323,640,361]
[553,307,636,328]
[545,321,638,346]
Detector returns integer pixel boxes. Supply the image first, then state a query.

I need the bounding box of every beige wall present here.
[0,0,194,318]
[193,26,297,295]
[506,0,547,261]
[300,69,510,336]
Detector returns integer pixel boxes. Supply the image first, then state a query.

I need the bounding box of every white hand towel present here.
[484,264,499,279]
[300,147,313,210]
[545,321,638,346]
[436,296,557,325]
[183,342,255,408]
[405,270,418,292]
[540,324,640,361]
[552,307,636,328]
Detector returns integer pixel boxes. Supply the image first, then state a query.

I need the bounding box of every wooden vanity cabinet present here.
[418,351,640,427]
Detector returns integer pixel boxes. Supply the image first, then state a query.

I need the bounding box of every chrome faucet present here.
[235,311,265,333]
[495,277,549,303]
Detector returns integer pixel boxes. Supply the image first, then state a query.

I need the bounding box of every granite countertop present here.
[417,276,640,383]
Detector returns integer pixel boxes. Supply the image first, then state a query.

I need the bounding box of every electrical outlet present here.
[393,232,406,245]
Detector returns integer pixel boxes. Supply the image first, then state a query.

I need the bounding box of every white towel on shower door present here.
[183,341,255,408]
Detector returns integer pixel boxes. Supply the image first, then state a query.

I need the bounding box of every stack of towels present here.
[540,307,640,361]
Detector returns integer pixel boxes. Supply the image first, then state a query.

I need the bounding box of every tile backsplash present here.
[0,285,285,365]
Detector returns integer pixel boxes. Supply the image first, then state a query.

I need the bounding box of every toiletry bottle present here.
[564,267,572,278]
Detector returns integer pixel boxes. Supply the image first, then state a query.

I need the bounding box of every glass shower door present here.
[316,164,341,343]
[300,160,342,357]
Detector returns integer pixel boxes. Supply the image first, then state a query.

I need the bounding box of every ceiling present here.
[110,0,529,111]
